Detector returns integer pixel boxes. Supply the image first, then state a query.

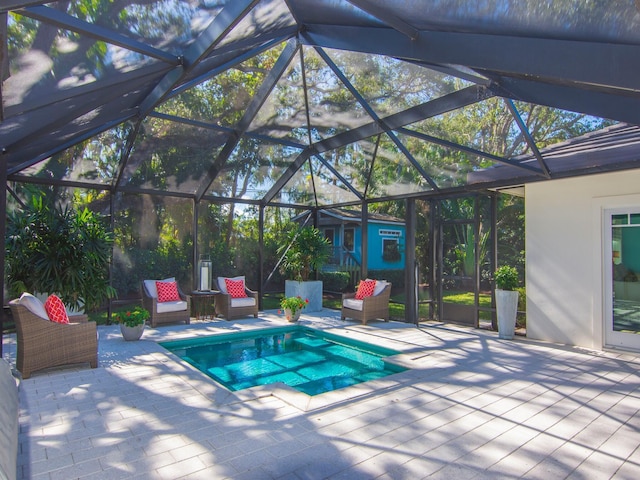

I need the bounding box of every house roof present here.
[4,1,640,207]
[468,123,640,187]
[318,208,404,225]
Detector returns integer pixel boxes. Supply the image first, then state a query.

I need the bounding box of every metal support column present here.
[405,198,418,324]
[193,199,199,292]
[108,191,115,321]
[490,192,498,330]
[0,158,6,356]
[361,202,368,280]
[429,199,437,320]
[258,205,264,309]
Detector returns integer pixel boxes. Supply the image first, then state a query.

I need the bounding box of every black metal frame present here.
[3,1,640,353]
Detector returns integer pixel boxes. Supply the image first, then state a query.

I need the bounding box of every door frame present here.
[603,207,640,350]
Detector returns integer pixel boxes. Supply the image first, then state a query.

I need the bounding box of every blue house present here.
[310,208,406,273]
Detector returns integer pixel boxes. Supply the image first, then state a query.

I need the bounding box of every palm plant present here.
[6,196,116,311]
[278,225,331,281]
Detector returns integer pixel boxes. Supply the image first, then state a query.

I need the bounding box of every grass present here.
[443,291,492,307]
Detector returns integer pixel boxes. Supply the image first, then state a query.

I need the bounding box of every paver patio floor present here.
[3,310,640,479]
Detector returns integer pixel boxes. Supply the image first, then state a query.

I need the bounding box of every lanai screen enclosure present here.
[3,1,640,346]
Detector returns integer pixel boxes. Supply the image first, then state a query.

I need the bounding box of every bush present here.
[494,265,519,290]
[516,286,527,329]
[320,271,351,292]
[111,245,191,297]
[6,197,116,311]
[368,269,405,290]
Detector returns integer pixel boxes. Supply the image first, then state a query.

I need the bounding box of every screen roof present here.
[3,0,640,207]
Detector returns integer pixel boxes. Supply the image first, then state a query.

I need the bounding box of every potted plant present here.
[494,265,520,339]
[278,225,330,312]
[279,296,309,322]
[112,306,150,341]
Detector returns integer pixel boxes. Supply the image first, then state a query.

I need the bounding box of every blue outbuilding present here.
[310,208,406,273]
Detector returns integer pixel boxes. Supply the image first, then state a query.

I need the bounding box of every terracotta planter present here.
[284,308,301,322]
[120,324,145,341]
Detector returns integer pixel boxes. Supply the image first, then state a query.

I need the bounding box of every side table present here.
[191,290,218,320]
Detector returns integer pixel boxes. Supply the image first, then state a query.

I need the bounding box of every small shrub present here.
[494,266,519,290]
[320,271,350,292]
[368,269,405,290]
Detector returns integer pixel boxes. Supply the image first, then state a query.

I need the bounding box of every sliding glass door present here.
[605,209,640,350]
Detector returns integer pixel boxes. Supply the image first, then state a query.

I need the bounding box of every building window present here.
[382,238,401,262]
[324,228,334,245]
[344,228,355,252]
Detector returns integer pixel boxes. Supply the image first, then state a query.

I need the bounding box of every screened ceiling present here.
[3,0,640,207]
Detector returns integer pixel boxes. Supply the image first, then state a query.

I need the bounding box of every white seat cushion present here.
[156,300,188,313]
[230,297,256,308]
[144,277,175,298]
[343,298,363,311]
[18,292,49,320]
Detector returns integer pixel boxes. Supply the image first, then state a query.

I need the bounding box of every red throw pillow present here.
[44,294,70,324]
[156,281,181,303]
[355,279,376,300]
[225,278,248,298]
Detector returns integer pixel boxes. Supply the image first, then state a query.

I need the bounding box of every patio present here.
[3,310,640,480]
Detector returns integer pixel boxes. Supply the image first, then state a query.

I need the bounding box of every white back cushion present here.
[218,276,245,294]
[144,277,175,298]
[373,280,389,297]
[18,292,49,320]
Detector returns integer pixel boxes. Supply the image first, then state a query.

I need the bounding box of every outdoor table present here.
[190,290,218,320]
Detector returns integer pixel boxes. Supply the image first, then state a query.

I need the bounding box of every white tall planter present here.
[285,280,323,313]
[496,289,519,339]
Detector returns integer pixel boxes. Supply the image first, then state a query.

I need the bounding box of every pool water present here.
[160,326,406,396]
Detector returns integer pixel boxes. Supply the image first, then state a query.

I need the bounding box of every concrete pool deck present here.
[3,309,640,479]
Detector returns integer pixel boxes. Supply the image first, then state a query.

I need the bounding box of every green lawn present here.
[443,291,492,307]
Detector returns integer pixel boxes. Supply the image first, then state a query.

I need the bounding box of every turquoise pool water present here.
[160,326,406,396]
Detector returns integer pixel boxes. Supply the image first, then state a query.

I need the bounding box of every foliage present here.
[111,243,191,296]
[110,193,193,297]
[112,306,149,327]
[516,286,527,329]
[280,296,308,314]
[497,195,526,279]
[319,271,351,292]
[495,266,519,291]
[278,225,331,281]
[368,270,404,290]
[6,196,116,311]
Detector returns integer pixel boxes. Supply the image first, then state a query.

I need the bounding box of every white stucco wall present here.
[526,169,640,350]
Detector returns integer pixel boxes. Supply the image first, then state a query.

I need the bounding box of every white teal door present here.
[605,209,640,351]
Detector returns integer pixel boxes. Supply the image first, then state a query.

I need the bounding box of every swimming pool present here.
[160,326,406,396]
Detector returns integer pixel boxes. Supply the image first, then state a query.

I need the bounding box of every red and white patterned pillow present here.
[156,281,181,303]
[225,278,247,298]
[44,294,70,324]
[355,279,376,300]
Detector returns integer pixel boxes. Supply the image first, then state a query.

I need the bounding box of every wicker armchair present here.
[9,300,98,379]
[141,280,191,328]
[214,277,259,320]
[341,282,392,325]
